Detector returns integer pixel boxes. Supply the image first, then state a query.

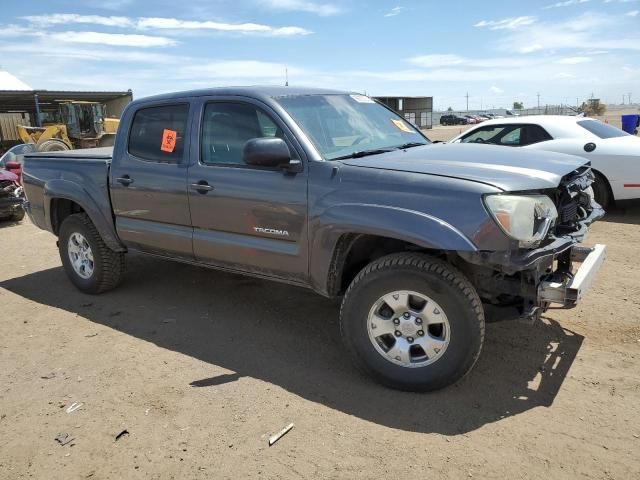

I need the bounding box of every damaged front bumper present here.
[538,243,607,307]
[459,199,606,316]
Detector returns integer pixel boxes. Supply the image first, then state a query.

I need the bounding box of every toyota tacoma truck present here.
[22,87,606,391]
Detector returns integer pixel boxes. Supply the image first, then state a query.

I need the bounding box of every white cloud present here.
[137,17,312,36]
[408,54,540,69]
[544,0,589,9]
[20,14,312,37]
[408,54,466,67]
[627,10,639,16]
[554,56,592,64]
[0,24,177,48]
[22,14,133,28]
[48,31,177,47]
[490,12,640,53]
[553,72,574,79]
[256,0,341,16]
[181,60,305,79]
[474,16,537,30]
[385,7,404,17]
[490,86,504,93]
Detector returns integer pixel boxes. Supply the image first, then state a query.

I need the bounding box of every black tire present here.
[592,172,612,209]
[11,208,25,221]
[38,139,70,152]
[340,253,485,392]
[58,213,125,294]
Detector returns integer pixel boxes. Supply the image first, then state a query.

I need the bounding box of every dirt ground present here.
[1,204,639,479]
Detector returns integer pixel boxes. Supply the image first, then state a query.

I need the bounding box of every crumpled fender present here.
[309,203,477,295]
[43,179,125,252]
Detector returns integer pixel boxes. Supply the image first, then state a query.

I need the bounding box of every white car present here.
[449,115,640,207]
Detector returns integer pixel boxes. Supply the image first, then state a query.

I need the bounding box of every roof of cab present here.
[134,86,352,105]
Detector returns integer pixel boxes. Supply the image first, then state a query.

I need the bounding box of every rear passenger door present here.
[186,98,308,282]
[110,102,194,260]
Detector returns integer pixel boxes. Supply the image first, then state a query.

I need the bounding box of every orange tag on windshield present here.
[391,119,412,133]
[161,129,177,153]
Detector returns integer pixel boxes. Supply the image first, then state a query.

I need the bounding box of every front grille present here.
[558,199,578,224]
[551,167,595,235]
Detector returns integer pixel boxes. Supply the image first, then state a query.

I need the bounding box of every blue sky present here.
[0,0,638,110]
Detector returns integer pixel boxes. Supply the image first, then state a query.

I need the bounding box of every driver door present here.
[187,99,309,282]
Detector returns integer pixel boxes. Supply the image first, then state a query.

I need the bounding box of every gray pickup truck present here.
[23,87,606,391]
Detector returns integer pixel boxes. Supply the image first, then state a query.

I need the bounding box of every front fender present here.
[44,179,125,252]
[309,203,477,295]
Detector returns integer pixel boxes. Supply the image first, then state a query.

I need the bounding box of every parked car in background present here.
[449,115,640,208]
[22,87,606,392]
[0,168,24,221]
[440,114,468,125]
[464,115,479,124]
[0,143,37,185]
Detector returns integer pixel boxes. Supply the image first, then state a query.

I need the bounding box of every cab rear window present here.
[128,104,189,163]
[577,120,628,139]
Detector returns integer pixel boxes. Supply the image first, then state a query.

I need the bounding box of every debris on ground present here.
[40,373,56,380]
[85,333,98,338]
[115,429,129,441]
[65,402,83,414]
[268,423,294,446]
[55,433,75,446]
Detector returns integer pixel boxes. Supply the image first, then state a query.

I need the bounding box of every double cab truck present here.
[22,87,606,391]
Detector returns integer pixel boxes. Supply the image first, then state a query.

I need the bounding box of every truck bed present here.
[27,146,113,160]
[22,149,114,239]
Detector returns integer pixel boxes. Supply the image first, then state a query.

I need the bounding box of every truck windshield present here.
[276,94,429,160]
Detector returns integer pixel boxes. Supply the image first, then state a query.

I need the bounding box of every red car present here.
[0,168,24,221]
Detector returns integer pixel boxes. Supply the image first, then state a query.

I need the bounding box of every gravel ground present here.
[1,208,639,479]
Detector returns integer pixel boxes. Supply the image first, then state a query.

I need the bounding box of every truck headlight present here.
[484,194,558,245]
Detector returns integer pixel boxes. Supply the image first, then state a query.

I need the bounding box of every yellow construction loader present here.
[17,101,119,152]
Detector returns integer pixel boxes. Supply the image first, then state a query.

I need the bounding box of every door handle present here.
[117,175,133,186]
[191,181,214,193]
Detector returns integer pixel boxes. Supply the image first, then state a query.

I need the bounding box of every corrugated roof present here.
[0,89,132,113]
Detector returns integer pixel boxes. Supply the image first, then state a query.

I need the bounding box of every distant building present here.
[0,70,133,147]
[374,96,433,129]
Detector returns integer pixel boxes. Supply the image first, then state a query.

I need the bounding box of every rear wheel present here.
[592,172,612,209]
[340,253,485,391]
[58,213,125,294]
[38,139,70,152]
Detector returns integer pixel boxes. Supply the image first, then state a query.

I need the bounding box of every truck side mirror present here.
[243,137,300,172]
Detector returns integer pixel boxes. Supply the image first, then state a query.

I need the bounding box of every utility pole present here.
[629,92,632,105]
[285,68,288,87]
[537,92,540,109]
[465,92,469,112]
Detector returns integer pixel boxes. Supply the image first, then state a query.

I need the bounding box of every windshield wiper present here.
[331,148,395,160]
[395,142,429,150]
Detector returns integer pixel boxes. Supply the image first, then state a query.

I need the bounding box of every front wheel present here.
[592,172,612,210]
[340,253,485,391]
[59,213,125,294]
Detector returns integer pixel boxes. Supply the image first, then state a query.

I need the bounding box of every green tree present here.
[513,101,523,110]
[447,106,453,111]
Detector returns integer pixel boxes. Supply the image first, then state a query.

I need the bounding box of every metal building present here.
[374,96,433,129]
[0,89,133,146]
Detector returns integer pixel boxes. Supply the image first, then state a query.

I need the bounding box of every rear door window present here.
[128,104,189,163]
[577,120,629,139]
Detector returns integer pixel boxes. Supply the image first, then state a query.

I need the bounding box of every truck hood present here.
[339,143,588,191]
